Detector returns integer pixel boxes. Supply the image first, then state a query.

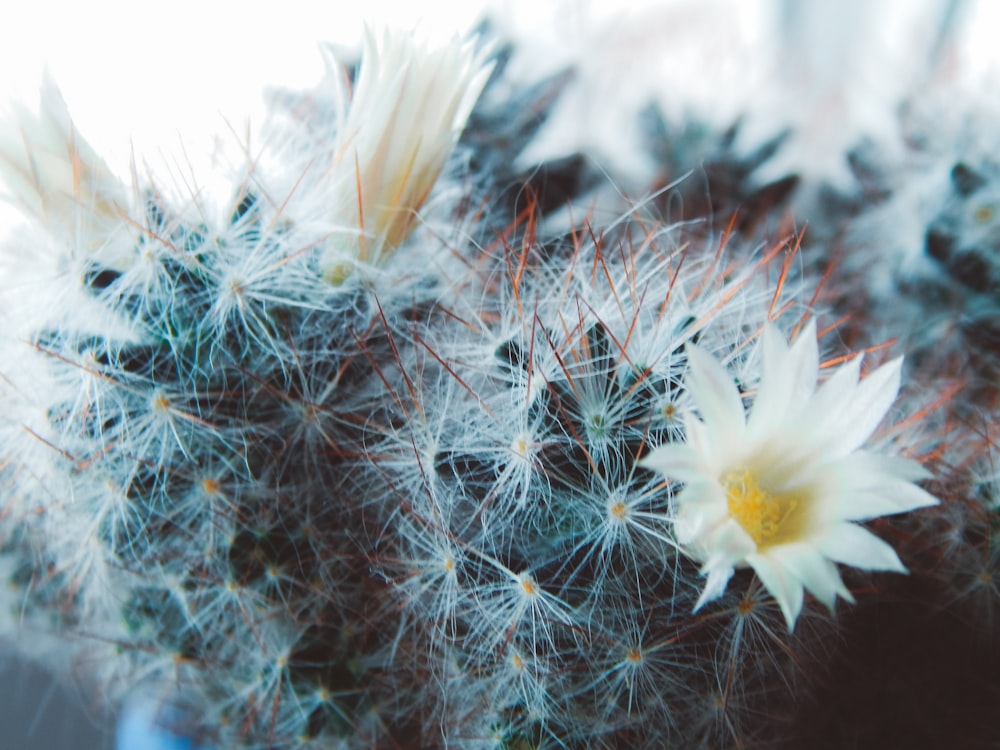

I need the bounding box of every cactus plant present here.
[0,9,996,750]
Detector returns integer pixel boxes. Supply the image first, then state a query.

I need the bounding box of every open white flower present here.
[323,27,492,283]
[640,320,938,630]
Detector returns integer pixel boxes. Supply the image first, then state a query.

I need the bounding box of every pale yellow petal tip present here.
[322,259,356,286]
[636,449,658,470]
[916,485,941,508]
[0,76,128,250]
[321,27,492,282]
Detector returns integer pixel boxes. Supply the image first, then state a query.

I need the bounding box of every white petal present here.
[672,513,704,547]
[709,518,757,560]
[747,552,804,631]
[805,355,863,436]
[748,328,788,432]
[760,323,791,390]
[694,558,735,610]
[787,319,820,393]
[0,76,129,262]
[819,523,907,573]
[675,479,727,508]
[827,480,939,522]
[786,320,821,408]
[841,451,932,482]
[771,543,853,612]
[324,27,492,274]
[750,320,818,436]
[817,357,903,459]
[685,344,746,441]
[639,442,705,483]
[672,482,729,545]
[683,413,709,458]
[690,521,754,608]
[814,453,939,521]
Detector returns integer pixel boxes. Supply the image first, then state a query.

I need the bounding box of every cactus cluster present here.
[0,10,998,750]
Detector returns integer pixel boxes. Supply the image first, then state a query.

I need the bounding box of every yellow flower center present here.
[520,577,537,596]
[323,259,355,286]
[724,469,807,549]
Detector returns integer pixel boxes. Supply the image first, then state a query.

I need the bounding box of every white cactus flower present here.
[323,27,493,283]
[640,320,938,630]
[0,76,132,269]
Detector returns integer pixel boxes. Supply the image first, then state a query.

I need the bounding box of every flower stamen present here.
[724,469,805,549]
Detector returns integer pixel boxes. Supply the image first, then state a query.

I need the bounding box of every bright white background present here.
[0,0,625,176]
[0,0,519,231]
[1,0,998,202]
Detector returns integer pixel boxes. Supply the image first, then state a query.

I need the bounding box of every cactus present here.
[0,11,996,750]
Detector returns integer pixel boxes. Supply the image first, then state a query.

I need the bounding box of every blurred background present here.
[0,1,997,747]
[1,0,997,229]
